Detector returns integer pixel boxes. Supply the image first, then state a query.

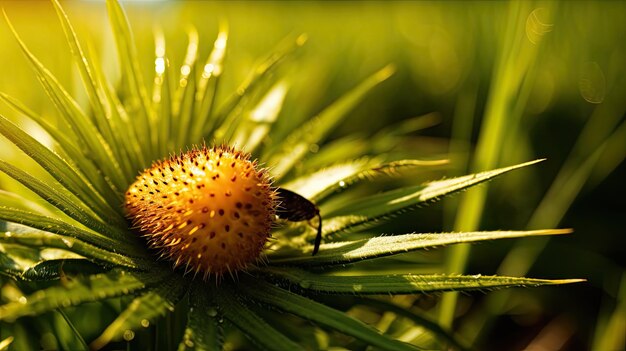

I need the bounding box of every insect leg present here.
[312,212,322,255]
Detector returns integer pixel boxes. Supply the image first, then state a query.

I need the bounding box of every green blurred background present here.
[0,1,624,350]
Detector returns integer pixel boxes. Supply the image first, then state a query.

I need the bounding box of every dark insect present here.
[275,187,322,255]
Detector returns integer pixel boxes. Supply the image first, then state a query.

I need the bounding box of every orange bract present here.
[125,145,275,280]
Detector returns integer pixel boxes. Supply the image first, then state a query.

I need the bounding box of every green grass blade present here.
[313,159,449,203]
[0,269,164,322]
[298,135,370,172]
[172,30,199,148]
[84,41,145,178]
[355,297,469,351]
[55,309,89,351]
[323,160,545,237]
[241,279,420,351]
[369,113,442,152]
[0,208,137,256]
[178,283,222,351]
[206,34,306,139]
[0,189,52,214]
[189,25,228,144]
[0,93,121,205]
[2,15,128,191]
[105,0,154,158]
[230,80,289,154]
[152,32,173,157]
[90,275,188,350]
[51,0,133,179]
[0,161,128,241]
[281,158,377,199]
[266,65,395,179]
[216,285,303,351]
[268,229,572,266]
[0,230,141,270]
[0,221,148,269]
[262,267,584,294]
[0,115,126,227]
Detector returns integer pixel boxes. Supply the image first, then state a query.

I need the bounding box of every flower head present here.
[0,1,579,350]
[125,145,275,279]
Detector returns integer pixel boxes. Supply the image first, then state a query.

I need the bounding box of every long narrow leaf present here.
[313,159,449,203]
[261,267,584,294]
[0,208,139,257]
[280,158,377,199]
[0,115,126,228]
[106,0,155,158]
[268,229,572,266]
[4,14,128,191]
[266,64,395,179]
[323,159,545,237]
[0,93,121,205]
[51,0,132,178]
[189,25,228,143]
[0,269,164,322]
[173,30,199,148]
[0,231,138,269]
[178,283,222,351]
[230,80,288,154]
[241,279,419,351]
[55,309,89,351]
[90,275,188,350]
[0,162,128,241]
[217,285,303,351]
[355,297,469,351]
[207,34,307,139]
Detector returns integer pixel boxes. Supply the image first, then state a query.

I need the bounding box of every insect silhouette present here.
[275,188,322,255]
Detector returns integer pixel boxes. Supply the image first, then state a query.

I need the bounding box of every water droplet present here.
[353,284,363,292]
[299,281,311,289]
[338,181,346,188]
[123,330,135,341]
[140,319,150,328]
[18,296,27,304]
[472,274,482,279]
[207,307,218,317]
[5,231,11,237]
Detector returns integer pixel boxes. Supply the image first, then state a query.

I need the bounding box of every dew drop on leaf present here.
[352,284,363,292]
[140,319,150,328]
[18,296,27,304]
[207,307,218,317]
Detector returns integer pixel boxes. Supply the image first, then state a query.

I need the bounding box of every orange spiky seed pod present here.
[124,145,275,280]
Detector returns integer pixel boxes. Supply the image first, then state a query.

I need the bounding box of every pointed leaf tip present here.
[375,64,395,81]
[296,33,308,46]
